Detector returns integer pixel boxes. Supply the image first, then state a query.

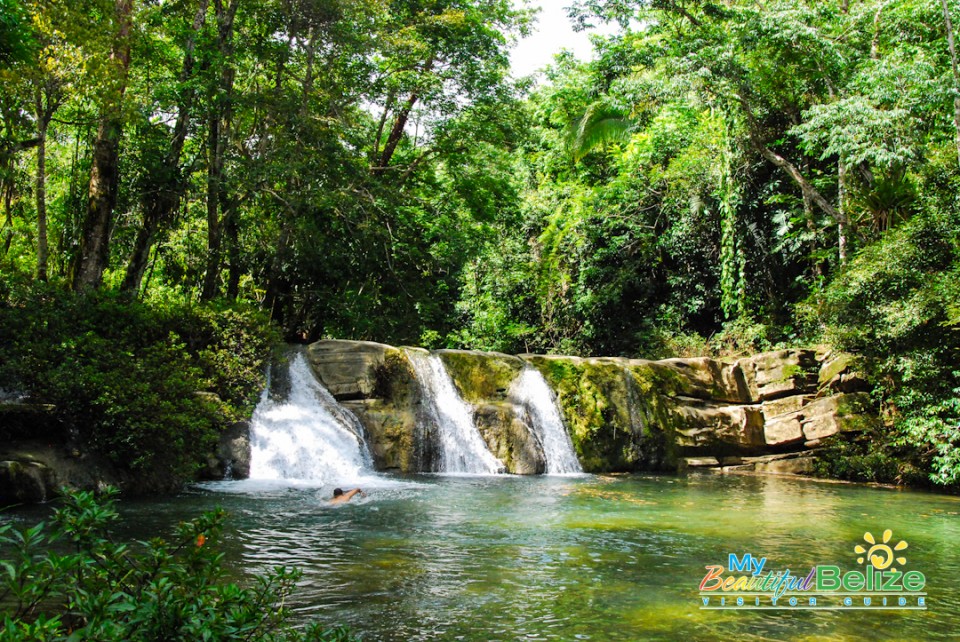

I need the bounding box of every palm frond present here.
[569,100,635,161]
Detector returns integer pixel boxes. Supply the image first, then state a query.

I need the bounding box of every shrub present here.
[805,212,960,487]
[0,488,356,641]
[0,280,279,487]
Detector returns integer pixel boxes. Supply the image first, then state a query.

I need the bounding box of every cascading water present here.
[405,350,505,474]
[248,351,374,483]
[509,367,583,475]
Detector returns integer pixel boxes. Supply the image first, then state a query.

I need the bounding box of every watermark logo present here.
[855,529,908,569]
[699,530,927,610]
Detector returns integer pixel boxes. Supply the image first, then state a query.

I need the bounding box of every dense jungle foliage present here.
[0,0,958,487]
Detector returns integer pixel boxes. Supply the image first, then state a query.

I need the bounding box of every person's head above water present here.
[330,487,365,504]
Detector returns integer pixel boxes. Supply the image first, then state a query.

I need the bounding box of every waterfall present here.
[405,350,505,474]
[510,368,582,475]
[248,351,374,483]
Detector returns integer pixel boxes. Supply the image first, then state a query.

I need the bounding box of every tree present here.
[73,0,135,290]
[0,0,34,67]
[121,0,210,294]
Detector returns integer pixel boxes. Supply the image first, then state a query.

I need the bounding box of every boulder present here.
[737,349,818,402]
[800,393,874,441]
[818,353,871,394]
[671,401,765,451]
[646,357,749,403]
[0,459,56,503]
[759,396,807,446]
[437,350,525,404]
[761,395,807,421]
[763,413,805,447]
[307,340,395,400]
[218,421,251,479]
[474,402,544,474]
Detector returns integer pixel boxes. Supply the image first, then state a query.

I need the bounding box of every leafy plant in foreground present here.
[0,488,356,641]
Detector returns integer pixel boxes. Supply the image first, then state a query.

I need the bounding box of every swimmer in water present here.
[330,487,366,504]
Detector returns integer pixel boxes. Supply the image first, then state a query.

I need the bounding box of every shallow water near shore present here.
[12,472,960,640]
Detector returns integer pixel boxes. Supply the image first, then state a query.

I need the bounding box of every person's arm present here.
[344,488,366,501]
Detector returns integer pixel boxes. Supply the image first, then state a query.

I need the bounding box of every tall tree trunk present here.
[200,0,239,301]
[35,117,48,281]
[122,0,209,293]
[224,202,240,300]
[73,0,133,291]
[941,0,960,169]
[201,107,224,299]
[838,161,849,263]
[1,176,12,259]
[34,81,61,282]
[373,57,434,173]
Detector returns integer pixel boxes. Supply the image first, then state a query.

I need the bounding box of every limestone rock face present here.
[737,349,818,402]
[294,341,879,480]
[799,393,874,441]
[307,340,395,400]
[0,332,882,504]
[672,401,765,451]
[474,402,544,474]
[342,398,428,472]
[648,357,749,403]
[437,350,525,404]
[518,355,678,473]
[304,341,431,473]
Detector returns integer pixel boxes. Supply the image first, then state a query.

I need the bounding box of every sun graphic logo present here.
[855,529,908,571]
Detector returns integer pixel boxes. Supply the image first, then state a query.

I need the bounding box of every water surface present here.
[99,473,960,641]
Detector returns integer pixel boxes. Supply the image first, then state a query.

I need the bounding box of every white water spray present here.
[248,351,373,483]
[405,350,505,474]
[510,368,582,474]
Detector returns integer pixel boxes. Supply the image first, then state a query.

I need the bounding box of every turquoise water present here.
[11,473,960,640]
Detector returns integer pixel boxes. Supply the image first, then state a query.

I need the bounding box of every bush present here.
[0,488,356,641]
[0,280,279,487]
[805,212,960,487]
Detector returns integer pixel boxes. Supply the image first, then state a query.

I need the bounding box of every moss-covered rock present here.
[800,392,876,441]
[644,358,749,403]
[737,349,819,401]
[299,340,877,479]
[362,348,434,472]
[521,355,675,472]
[305,341,433,473]
[474,402,544,474]
[0,459,55,503]
[436,350,525,404]
[818,352,870,394]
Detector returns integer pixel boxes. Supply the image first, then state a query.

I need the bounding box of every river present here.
[75,472,960,641]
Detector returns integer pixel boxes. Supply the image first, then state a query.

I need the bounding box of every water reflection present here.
[102,473,960,641]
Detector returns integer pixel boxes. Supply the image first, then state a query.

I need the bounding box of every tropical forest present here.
[1,0,960,640]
